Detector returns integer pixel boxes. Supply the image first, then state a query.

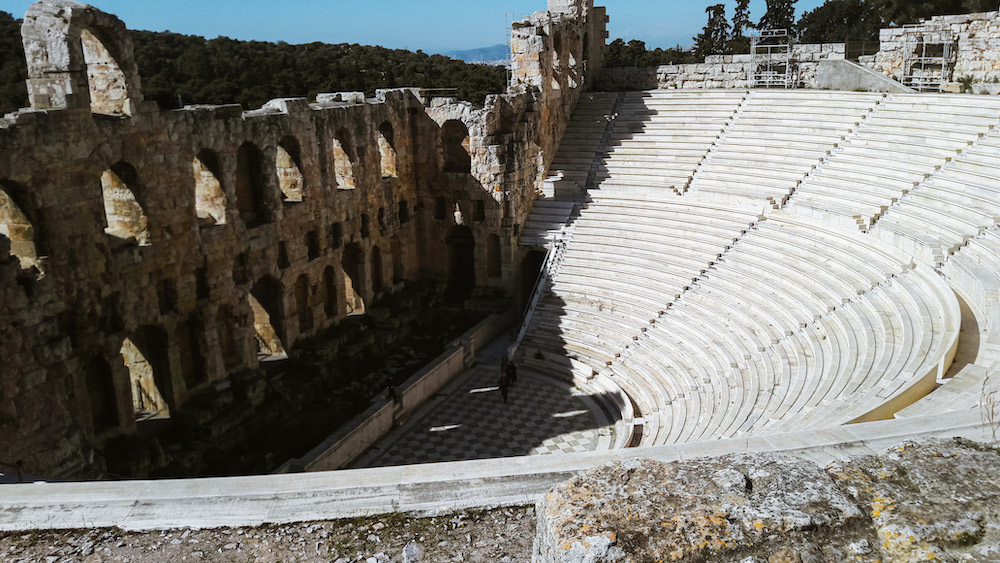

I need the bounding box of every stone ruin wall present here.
[595,43,846,91]
[0,0,605,479]
[866,10,1000,84]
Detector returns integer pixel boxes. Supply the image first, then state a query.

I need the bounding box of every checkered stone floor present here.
[358,363,613,468]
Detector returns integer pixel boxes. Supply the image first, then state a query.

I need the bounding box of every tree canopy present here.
[0,14,506,115]
[694,4,732,60]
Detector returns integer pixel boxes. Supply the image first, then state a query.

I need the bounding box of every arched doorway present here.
[342,243,366,314]
[85,357,119,433]
[446,225,476,300]
[251,276,286,357]
[122,325,172,420]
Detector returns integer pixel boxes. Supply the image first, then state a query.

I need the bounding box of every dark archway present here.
[323,265,338,318]
[372,246,383,293]
[446,225,476,300]
[85,357,119,433]
[251,276,286,355]
[123,325,173,420]
[176,320,207,389]
[236,142,269,226]
[295,274,313,332]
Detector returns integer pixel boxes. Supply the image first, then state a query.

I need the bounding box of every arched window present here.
[378,121,397,178]
[193,149,226,225]
[123,326,172,420]
[487,234,502,279]
[101,161,150,245]
[295,274,313,332]
[80,28,130,115]
[332,129,357,190]
[0,180,43,269]
[441,120,471,173]
[276,136,305,203]
[236,142,269,226]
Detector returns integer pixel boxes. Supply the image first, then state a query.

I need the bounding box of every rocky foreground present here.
[535,438,1000,562]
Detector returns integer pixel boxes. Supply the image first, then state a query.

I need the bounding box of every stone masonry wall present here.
[0,0,604,479]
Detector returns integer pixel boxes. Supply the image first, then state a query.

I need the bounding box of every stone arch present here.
[371,246,383,293]
[123,325,172,420]
[236,142,269,226]
[332,128,357,190]
[251,276,286,356]
[101,161,150,245]
[323,265,337,317]
[276,136,305,203]
[487,233,502,279]
[193,149,226,225]
[391,236,404,285]
[441,120,471,173]
[22,1,144,115]
[294,274,313,332]
[0,179,43,269]
[85,357,119,433]
[342,243,366,314]
[378,121,397,178]
[446,225,476,300]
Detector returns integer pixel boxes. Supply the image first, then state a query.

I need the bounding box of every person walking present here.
[506,359,517,386]
[499,367,511,404]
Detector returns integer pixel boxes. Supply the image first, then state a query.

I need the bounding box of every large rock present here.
[534,440,1000,562]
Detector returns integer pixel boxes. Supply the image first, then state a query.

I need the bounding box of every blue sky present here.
[0,1,827,53]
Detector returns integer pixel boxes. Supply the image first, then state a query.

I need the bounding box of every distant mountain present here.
[442,44,508,64]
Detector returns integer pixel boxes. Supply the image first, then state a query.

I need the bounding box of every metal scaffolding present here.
[750,29,796,89]
[900,26,956,92]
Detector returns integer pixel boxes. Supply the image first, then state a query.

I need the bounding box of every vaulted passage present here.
[446,225,475,300]
[122,326,172,420]
[332,129,357,190]
[276,136,305,203]
[101,162,150,246]
[441,120,471,173]
[0,179,42,269]
[193,149,226,225]
[236,142,269,226]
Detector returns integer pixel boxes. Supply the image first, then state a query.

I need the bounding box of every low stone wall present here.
[278,312,513,472]
[595,44,846,91]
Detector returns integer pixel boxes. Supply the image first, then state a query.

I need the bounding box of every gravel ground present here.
[0,506,535,562]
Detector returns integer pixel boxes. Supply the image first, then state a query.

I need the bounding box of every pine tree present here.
[733,0,752,38]
[758,0,798,31]
[693,4,731,60]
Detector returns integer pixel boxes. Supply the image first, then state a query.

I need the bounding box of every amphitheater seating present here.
[519,89,1000,448]
[688,90,884,203]
[594,90,745,193]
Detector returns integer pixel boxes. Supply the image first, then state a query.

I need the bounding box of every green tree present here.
[693,4,731,60]
[732,0,753,38]
[758,0,798,31]
[797,0,887,42]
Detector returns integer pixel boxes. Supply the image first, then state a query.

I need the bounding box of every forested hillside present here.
[0,12,507,115]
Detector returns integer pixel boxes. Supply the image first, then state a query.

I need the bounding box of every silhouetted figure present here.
[499,371,511,404]
[506,360,518,386]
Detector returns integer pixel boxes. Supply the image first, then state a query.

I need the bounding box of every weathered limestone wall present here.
[595,44,846,91]
[0,0,605,478]
[866,11,1000,83]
